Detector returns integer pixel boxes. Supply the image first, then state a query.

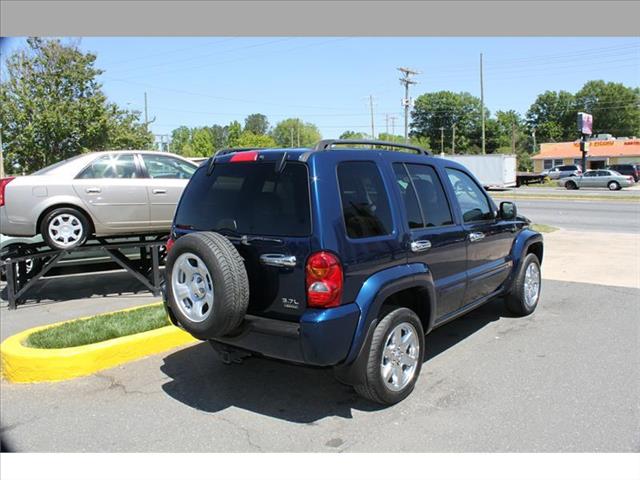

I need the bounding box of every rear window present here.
[175,162,311,237]
[559,165,578,171]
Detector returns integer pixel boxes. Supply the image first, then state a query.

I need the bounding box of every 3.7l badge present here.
[281,297,300,310]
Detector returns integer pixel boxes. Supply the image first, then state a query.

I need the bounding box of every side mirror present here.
[500,201,517,220]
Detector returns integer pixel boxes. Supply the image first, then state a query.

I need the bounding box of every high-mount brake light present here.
[230,150,259,163]
[0,177,15,207]
[306,251,343,308]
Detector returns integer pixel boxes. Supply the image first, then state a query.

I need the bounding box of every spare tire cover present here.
[165,231,249,339]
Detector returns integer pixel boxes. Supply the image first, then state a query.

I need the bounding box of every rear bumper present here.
[0,208,36,237]
[164,298,361,367]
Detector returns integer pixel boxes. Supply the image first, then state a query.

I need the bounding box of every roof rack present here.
[313,139,431,156]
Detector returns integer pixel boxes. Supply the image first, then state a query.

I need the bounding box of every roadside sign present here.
[578,112,593,135]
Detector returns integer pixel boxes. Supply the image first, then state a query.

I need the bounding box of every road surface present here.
[493,198,640,233]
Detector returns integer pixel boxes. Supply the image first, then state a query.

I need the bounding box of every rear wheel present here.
[565,181,577,190]
[354,307,424,405]
[505,253,541,316]
[165,232,249,339]
[608,181,620,191]
[40,207,91,250]
[0,245,42,281]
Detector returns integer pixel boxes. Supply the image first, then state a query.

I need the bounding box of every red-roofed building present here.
[532,138,640,172]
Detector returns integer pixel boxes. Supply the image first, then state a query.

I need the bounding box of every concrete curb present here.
[0,303,197,383]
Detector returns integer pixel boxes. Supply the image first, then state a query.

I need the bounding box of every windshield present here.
[32,154,87,175]
[175,162,311,237]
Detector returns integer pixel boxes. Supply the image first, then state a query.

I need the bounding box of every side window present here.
[445,168,493,223]
[141,154,196,179]
[337,161,393,239]
[392,163,424,229]
[76,154,138,179]
[405,164,454,228]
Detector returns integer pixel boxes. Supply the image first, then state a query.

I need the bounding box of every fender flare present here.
[334,263,436,386]
[505,228,543,293]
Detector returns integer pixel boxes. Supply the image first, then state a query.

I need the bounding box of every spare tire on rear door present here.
[165,232,249,339]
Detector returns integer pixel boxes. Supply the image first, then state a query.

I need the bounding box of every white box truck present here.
[440,154,517,189]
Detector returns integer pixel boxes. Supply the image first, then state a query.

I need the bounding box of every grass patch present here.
[530,223,559,233]
[24,304,170,349]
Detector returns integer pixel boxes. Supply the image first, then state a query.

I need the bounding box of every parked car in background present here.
[558,169,634,190]
[606,164,639,182]
[544,164,582,180]
[0,151,197,250]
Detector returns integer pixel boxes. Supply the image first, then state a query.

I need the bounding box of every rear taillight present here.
[230,150,258,162]
[306,251,343,308]
[0,177,15,207]
[166,236,175,252]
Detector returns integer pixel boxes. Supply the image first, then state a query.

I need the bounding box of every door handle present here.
[152,189,167,195]
[469,232,485,242]
[260,254,297,268]
[410,240,432,252]
[85,187,101,193]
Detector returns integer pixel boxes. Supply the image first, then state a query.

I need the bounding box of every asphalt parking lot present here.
[1,200,639,453]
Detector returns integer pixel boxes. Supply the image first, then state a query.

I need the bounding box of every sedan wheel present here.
[608,181,620,191]
[41,207,91,250]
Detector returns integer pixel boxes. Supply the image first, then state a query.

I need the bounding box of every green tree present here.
[186,127,215,157]
[227,121,242,147]
[574,81,640,137]
[244,113,269,136]
[169,126,192,156]
[271,118,321,147]
[410,91,487,154]
[378,132,406,144]
[0,37,153,174]
[525,90,576,143]
[235,131,277,148]
[339,130,368,139]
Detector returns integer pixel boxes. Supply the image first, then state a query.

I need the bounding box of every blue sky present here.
[1,37,639,139]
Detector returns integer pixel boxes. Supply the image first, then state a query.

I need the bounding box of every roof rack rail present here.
[312,139,431,156]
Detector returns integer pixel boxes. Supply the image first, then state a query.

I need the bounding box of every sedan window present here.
[141,154,196,180]
[76,154,138,179]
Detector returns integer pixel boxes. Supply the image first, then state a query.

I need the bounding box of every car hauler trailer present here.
[440,154,517,189]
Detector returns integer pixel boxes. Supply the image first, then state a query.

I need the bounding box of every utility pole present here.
[532,127,537,153]
[297,123,300,147]
[398,67,419,143]
[452,124,456,155]
[511,123,517,154]
[439,127,445,156]
[390,116,398,136]
[385,114,389,135]
[144,92,148,124]
[290,127,294,148]
[480,53,486,155]
[0,128,4,178]
[369,95,375,139]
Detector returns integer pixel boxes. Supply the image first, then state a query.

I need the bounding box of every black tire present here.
[505,253,541,316]
[354,307,425,405]
[0,245,42,281]
[565,181,577,190]
[165,231,249,339]
[40,207,91,250]
[607,181,620,191]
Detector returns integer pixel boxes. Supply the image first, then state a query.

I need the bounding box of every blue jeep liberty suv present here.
[163,139,543,405]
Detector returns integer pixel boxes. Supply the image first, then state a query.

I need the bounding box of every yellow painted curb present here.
[0,303,197,383]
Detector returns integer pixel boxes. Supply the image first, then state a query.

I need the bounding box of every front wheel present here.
[565,181,577,190]
[505,253,541,316]
[354,307,425,405]
[40,207,91,250]
[608,181,620,191]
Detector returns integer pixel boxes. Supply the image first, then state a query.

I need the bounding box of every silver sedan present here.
[0,151,197,250]
[558,169,634,191]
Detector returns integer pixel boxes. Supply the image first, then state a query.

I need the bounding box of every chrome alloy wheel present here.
[171,253,214,323]
[524,262,541,308]
[380,321,420,392]
[48,213,83,248]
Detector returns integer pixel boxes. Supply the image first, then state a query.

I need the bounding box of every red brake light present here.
[230,150,258,163]
[166,236,175,252]
[306,251,343,308]
[0,177,15,207]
